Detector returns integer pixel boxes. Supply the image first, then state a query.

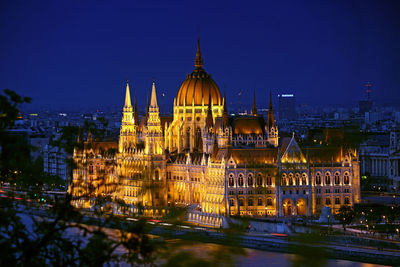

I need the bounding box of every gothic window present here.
[89,165,93,174]
[295,173,300,186]
[282,173,287,186]
[344,172,350,185]
[289,173,293,186]
[334,172,340,185]
[229,199,234,206]
[248,174,253,186]
[238,174,244,187]
[335,197,340,205]
[185,127,190,148]
[325,198,331,205]
[239,198,244,206]
[316,172,321,185]
[257,174,263,186]
[155,170,159,180]
[266,175,272,186]
[344,197,350,205]
[325,172,331,185]
[228,174,234,187]
[248,198,253,206]
[257,198,263,206]
[267,198,273,206]
[301,173,307,185]
[195,127,202,150]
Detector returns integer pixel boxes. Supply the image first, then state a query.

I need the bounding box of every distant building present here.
[43,145,69,181]
[359,82,373,114]
[360,126,400,192]
[278,94,296,121]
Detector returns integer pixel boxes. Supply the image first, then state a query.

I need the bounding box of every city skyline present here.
[1,1,400,110]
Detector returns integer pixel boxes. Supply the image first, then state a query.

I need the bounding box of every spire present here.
[267,89,275,130]
[134,94,139,126]
[150,78,158,108]
[194,34,204,69]
[251,90,257,116]
[124,80,132,108]
[77,126,82,143]
[223,92,228,128]
[87,128,93,143]
[206,93,214,130]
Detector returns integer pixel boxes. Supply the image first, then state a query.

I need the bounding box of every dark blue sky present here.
[1,0,399,112]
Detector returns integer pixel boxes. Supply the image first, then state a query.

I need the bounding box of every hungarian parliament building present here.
[71,39,361,227]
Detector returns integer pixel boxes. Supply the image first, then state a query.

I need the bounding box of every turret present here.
[206,93,214,131]
[267,90,275,130]
[251,90,257,116]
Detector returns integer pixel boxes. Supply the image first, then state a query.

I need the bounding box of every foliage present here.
[336,205,355,231]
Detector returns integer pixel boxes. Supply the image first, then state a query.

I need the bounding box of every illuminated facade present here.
[72,38,361,227]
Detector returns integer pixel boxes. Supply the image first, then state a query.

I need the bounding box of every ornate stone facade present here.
[72,38,361,227]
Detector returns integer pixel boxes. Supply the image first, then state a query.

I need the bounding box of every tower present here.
[119,81,137,153]
[145,79,163,155]
[267,90,278,147]
[251,91,257,116]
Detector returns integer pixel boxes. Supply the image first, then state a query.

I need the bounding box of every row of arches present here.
[281,173,308,186]
[228,173,273,187]
[314,171,350,185]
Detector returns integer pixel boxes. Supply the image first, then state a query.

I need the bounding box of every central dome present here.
[176,39,222,106]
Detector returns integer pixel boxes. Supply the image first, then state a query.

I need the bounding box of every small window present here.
[257,198,263,206]
[344,197,350,205]
[267,198,273,206]
[335,197,340,205]
[248,198,253,206]
[229,199,234,206]
[239,199,244,206]
[325,198,331,205]
[302,173,307,185]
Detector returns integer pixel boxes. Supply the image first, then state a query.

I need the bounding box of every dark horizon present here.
[1,1,400,111]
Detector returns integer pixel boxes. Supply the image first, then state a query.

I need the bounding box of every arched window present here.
[316,172,321,185]
[282,173,287,186]
[248,174,253,186]
[344,172,350,184]
[335,197,340,205]
[334,172,340,185]
[344,197,350,205]
[301,173,307,186]
[295,173,300,186]
[238,174,244,186]
[289,173,293,186]
[248,198,253,206]
[257,198,263,206]
[257,174,263,186]
[239,198,244,206]
[267,198,273,206]
[185,127,190,149]
[228,174,234,187]
[325,172,331,185]
[229,199,234,206]
[195,127,202,151]
[155,170,159,180]
[266,175,272,186]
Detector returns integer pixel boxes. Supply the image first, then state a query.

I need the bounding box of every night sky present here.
[1,0,399,112]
